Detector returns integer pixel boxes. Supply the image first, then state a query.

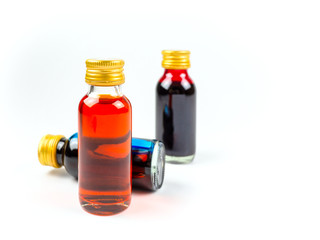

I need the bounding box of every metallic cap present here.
[85,59,125,86]
[162,50,191,69]
[38,134,65,168]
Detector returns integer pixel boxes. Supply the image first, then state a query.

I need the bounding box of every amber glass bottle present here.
[78,59,132,216]
[156,50,196,164]
[38,133,165,191]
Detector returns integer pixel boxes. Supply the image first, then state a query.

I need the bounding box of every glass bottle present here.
[38,133,165,191]
[156,50,196,163]
[78,59,131,216]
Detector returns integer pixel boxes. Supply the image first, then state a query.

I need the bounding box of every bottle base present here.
[150,141,166,190]
[80,196,130,216]
[165,154,195,164]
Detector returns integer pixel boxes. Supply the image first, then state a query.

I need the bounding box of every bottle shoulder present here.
[157,69,195,95]
[158,69,194,84]
[156,79,196,95]
[79,94,131,114]
[121,95,132,109]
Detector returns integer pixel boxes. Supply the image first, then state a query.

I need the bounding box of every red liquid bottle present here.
[156,50,196,163]
[78,59,132,216]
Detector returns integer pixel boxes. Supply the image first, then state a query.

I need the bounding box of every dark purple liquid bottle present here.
[156,51,196,164]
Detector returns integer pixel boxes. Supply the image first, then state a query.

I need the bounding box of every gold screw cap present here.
[85,59,125,86]
[162,50,191,69]
[38,134,65,168]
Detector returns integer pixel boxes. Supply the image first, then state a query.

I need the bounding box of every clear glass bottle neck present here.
[164,68,189,75]
[164,68,188,73]
[87,85,123,97]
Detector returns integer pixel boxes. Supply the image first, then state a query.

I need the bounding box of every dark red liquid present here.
[131,145,155,190]
[156,69,196,159]
[78,94,132,216]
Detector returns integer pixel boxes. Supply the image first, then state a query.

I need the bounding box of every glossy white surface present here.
[0,0,320,239]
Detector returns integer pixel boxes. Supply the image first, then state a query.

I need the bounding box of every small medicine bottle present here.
[78,59,132,216]
[156,50,196,163]
[38,133,165,191]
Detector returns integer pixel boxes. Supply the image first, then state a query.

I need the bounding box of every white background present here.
[0,0,319,239]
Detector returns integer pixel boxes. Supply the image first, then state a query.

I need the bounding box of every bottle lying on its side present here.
[38,133,165,191]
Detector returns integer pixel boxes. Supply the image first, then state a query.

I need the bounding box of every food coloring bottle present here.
[78,59,132,215]
[156,50,196,163]
[38,133,165,191]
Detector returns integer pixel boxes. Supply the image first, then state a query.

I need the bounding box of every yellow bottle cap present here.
[162,50,191,69]
[38,134,65,168]
[85,59,125,86]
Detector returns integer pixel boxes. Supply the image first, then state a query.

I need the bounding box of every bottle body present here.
[131,138,165,190]
[78,85,132,215]
[156,69,196,163]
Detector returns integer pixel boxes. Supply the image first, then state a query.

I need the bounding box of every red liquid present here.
[78,94,132,216]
